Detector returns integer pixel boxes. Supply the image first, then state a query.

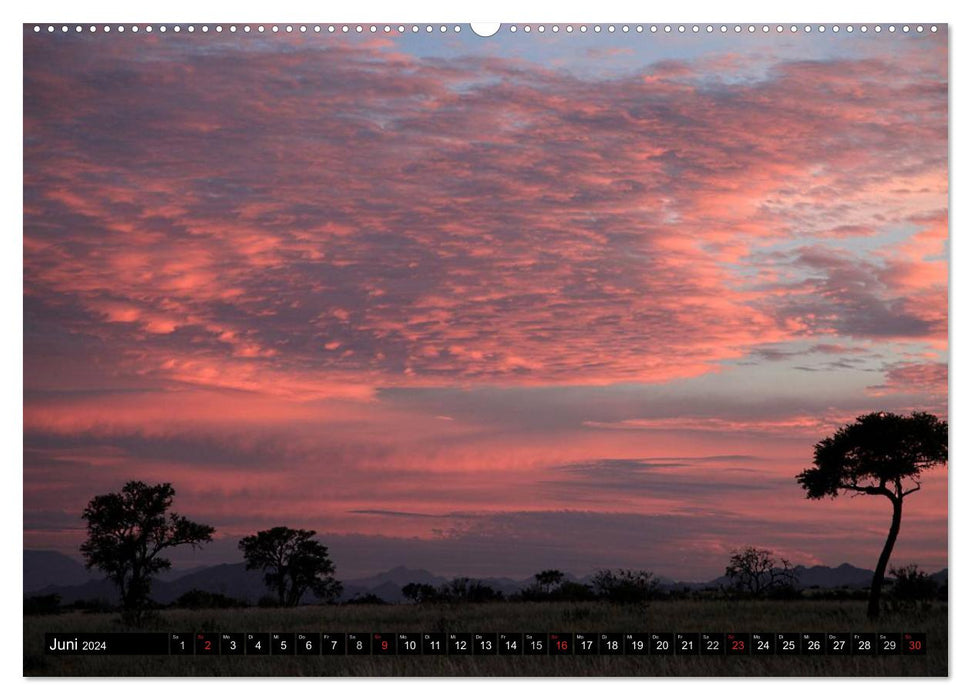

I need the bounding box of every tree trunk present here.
[868,495,903,619]
[126,564,139,609]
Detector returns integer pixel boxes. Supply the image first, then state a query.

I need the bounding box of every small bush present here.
[550,581,597,602]
[889,564,938,607]
[24,594,61,615]
[436,578,504,603]
[345,593,387,605]
[402,582,439,604]
[517,580,595,602]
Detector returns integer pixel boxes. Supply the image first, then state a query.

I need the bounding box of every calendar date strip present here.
[45,632,926,656]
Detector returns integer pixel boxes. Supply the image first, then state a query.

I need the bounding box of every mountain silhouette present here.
[24,550,92,592]
[791,563,875,588]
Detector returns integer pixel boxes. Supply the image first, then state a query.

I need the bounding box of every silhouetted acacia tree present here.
[534,569,565,594]
[796,411,947,619]
[238,527,342,606]
[724,546,797,598]
[80,481,214,624]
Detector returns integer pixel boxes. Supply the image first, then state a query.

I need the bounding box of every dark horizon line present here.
[24,547,948,587]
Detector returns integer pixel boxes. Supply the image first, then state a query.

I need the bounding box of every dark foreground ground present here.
[25,600,946,677]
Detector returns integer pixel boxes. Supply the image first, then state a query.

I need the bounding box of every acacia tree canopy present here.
[797,411,947,500]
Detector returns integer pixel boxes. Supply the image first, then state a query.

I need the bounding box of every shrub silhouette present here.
[889,564,938,610]
[591,569,660,603]
[437,577,503,603]
[24,594,61,615]
[551,581,596,602]
[346,593,387,605]
[402,582,438,603]
[796,411,946,619]
[518,570,595,602]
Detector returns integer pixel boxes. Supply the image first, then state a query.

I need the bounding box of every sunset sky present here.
[23,26,947,580]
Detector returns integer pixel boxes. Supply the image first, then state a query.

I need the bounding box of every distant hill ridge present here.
[23,549,947,605]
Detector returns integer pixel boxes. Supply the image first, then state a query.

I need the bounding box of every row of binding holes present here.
[509,24,937,33]
[31,24,942,34]
[32,24,463,33]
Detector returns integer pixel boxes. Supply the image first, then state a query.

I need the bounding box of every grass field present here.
[24,600,946,677]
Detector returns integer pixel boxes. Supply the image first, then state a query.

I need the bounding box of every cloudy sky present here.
[23,26,947,580]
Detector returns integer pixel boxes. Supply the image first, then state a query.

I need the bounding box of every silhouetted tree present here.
[402,582,438,603]
[534,569,565,594]
[80,481,214,624]
[724,546,797,598]
[796,411,947,619]
[591,569,660,603]
[238,527,342,606]
[439,577,471,602]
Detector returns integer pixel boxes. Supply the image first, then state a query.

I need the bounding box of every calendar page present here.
[23,21,948,677]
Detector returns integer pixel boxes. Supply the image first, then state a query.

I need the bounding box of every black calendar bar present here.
[44,632,929,655]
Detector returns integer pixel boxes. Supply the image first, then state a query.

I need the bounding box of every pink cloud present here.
[23,31,948,577]
[25,35,947,395]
